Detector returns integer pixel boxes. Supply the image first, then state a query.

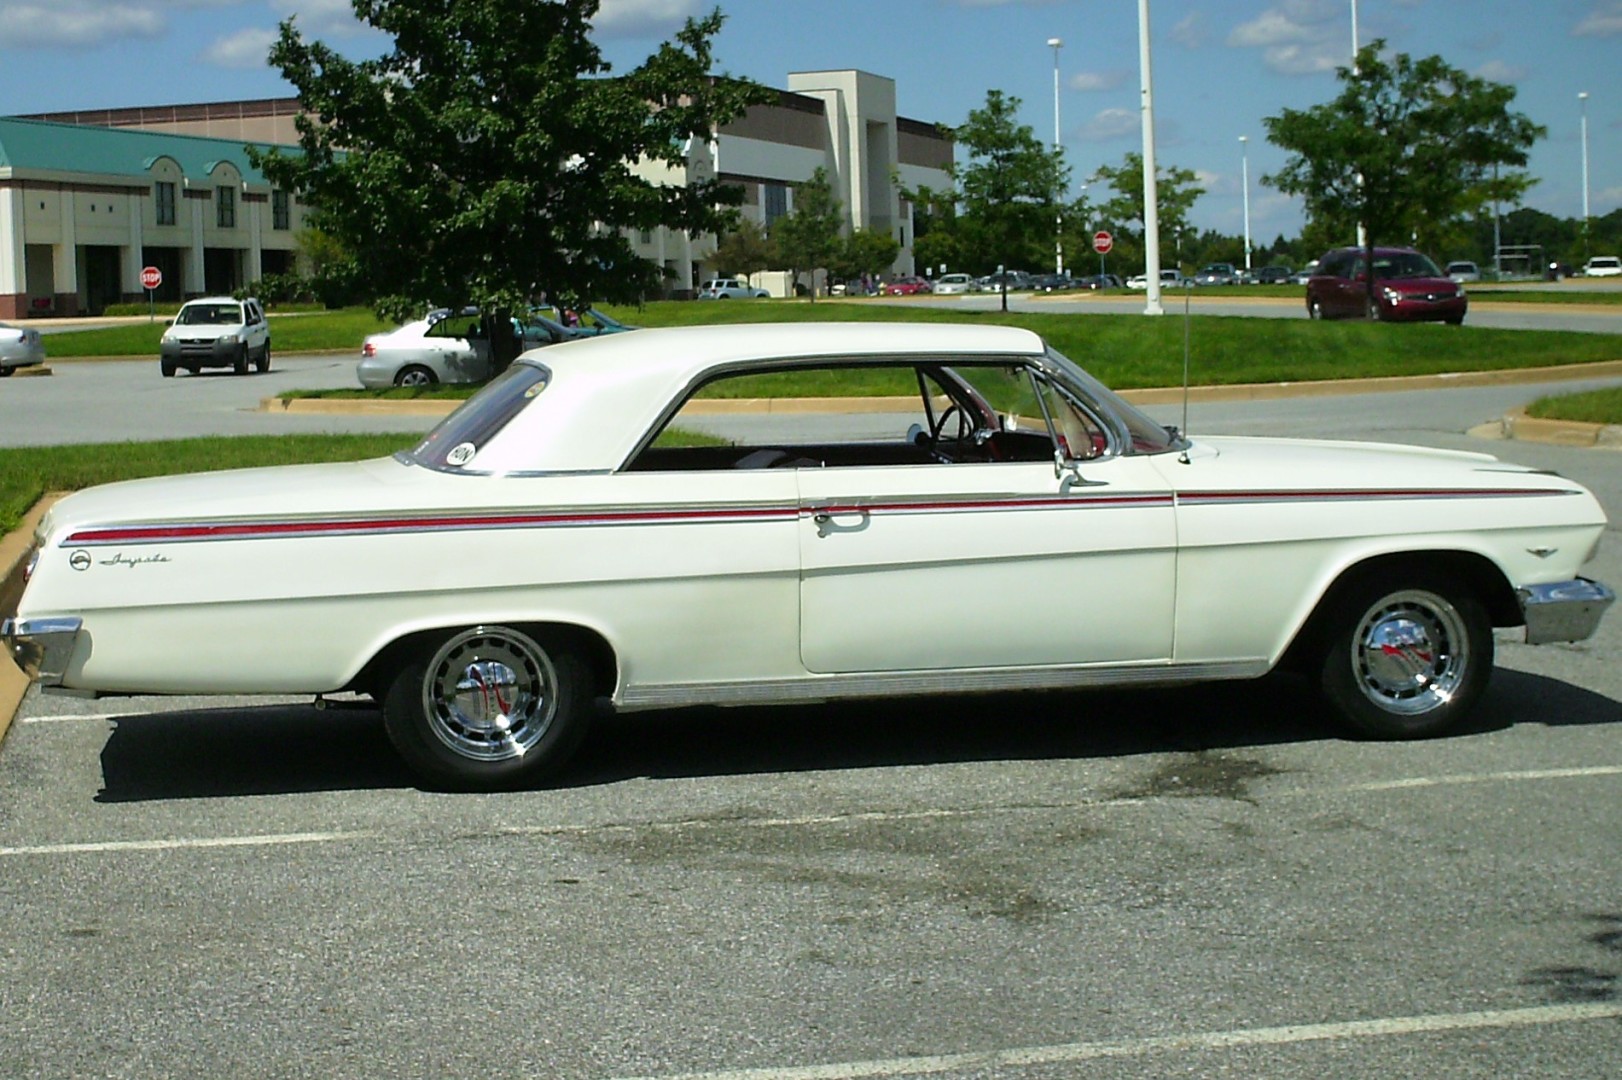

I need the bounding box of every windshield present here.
[175,303,241,326]
[1040,346,1185,455]
[1372,252,1444,280]
[403,362,550,471]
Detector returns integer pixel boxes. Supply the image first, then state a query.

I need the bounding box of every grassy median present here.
[1526,387,1622,425]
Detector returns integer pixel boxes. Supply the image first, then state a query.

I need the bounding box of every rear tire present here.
[255,344,271,373]
[382,625,592,790]
[395,365,436,388]
[1318,575,1492,739]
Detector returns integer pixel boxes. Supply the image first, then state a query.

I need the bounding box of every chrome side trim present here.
[2,616,83,685]
[615,658,1270,712]
[1518,577,1615,645]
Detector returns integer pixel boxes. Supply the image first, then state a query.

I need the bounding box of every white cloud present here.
[594,0,703,37]
[1170,12,1209,47]
[1226,0,1348,76]
[1574,2,1622,36]
[204,26,277,69]
[1080,108,1138,141]
[271,0,370,38]
[0,1,164,48]
[1068,70,1128,92]
[1473,59,1527,83]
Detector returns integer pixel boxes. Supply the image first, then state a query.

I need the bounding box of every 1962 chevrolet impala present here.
[4,323,1614,789]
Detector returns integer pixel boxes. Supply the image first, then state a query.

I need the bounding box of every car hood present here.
[1177,435,1585,495]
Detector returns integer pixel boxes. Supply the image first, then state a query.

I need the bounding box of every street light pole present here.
[1239,135,1251,272]
[1138,0,1163,315]
[1049,37,1064,277]
[1580,91,1591,261]
[1351,0,1367,249]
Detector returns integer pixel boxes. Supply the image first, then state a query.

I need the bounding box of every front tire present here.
[1318,577,1492,739]
[160,359,176,377]
[1307,297,1324,320]
[233,344,249,375]
[382,625,592,790]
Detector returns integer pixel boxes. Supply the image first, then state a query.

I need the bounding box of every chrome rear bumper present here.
[1518,578,1615,645]
[1,616,82,685]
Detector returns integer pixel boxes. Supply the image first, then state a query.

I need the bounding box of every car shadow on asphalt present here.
[91,668,1619,801]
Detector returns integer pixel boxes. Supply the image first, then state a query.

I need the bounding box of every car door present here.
[425,312,490,381]
[794,365,1177,674]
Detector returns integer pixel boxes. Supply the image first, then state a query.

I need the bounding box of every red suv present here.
[1305,247,1467,325]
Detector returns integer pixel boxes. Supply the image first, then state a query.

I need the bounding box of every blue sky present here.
[3,0,1618,246]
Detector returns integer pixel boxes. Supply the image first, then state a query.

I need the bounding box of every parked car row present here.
[358,306,637,388]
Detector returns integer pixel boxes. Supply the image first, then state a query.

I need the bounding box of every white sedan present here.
[931,273,981,295]
[0,321,46,376]
[5,323,1613,790]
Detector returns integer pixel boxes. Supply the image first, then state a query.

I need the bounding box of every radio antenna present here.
[1179,281,1192,463]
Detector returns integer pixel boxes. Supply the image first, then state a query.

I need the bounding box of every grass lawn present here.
[1525,386,1622,425]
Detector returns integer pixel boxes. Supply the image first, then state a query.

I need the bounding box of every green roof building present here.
[0,116,307,317]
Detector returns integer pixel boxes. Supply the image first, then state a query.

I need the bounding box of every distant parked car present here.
[1028,273,1076,293]
[980,270,1031,292]
[1445,261,1481,283]
[1074,274,1122,290]
[1126,269,1188,290]
[1306,247,1467,324]
[1254,265,1294,285]
[357,307,575,388]
[1582,256,1621,278]
[0,321,46,377]
[883,276,933,296]
[1193,263,1238,286]
[1289,261,1319,285]
[697,278,769,299]
[159,296,270,377]
[931,273,980,295]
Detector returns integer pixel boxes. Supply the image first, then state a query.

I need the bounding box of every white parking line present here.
[610,1003,1622,1080]
[19,712,125,724]
[0,830,375,857]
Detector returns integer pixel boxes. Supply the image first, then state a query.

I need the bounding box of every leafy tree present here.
[771,167,844,300]
[1263,41,1542,306]
[1089,151,1205,268]
[252,0,768,372]
[712,219,774,282]
[902,182,965,278]
[829,227,900,287]
[951,90,1066,306]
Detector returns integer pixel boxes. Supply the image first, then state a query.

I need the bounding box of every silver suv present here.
[160,296,270,376]
[697,278,768,299]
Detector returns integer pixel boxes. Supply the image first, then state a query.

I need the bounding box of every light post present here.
[1138,0,1163,315]
[1351,0,1367,249]
[1580,91,1591,260]
[1049,37,1064,276]
[1239,135,1252,271]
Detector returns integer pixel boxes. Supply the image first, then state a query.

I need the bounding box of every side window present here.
[428,314,481,341]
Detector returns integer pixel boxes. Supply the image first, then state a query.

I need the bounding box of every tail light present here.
[362,343,376,357]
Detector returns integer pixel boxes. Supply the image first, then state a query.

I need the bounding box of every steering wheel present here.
[931,404,966,444]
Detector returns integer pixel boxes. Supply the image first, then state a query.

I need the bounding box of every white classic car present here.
[4,323,1614,790]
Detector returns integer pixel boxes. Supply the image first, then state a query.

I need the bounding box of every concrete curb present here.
[0,496,63,751]
[1468,409,1622,450]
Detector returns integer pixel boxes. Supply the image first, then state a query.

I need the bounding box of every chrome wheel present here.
[1318,575,1492,739]
[395,365,435,387]
[1351,589,1470,715]
[421,626,558,762]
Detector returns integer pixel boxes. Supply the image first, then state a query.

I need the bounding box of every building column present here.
[0,187,23,318]
[247,192,264,285]
[54,189,79,316]
[185,189,206,295]
[123,191,144,301]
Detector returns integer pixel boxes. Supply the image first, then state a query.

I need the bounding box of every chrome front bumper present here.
[1,616,82,685]
[1518,578,1615,645]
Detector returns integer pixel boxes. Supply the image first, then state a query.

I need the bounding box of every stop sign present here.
[1092,231,1114,255]
[140,266,163,290]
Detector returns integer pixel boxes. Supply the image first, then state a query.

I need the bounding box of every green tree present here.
[771,167,844,300]
[951,90,1066,306]
[1263,41,1542,305]
[252,0,768,372]
[829,227,901,287]
[712,219,774,282]
[1089,152,1205,271]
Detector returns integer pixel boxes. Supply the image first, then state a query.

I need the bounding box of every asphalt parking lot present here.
[1,360,1619,1078]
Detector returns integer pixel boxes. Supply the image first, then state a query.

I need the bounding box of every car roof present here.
[473,322,1047,473]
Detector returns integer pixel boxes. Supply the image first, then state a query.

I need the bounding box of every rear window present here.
[404,362,551,471]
